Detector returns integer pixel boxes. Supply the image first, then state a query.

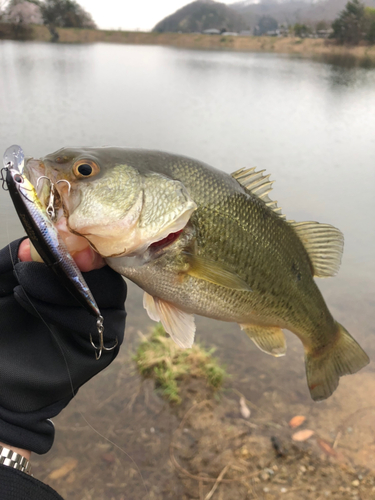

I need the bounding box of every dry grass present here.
[1,23,375,64]
[134,323,227,404]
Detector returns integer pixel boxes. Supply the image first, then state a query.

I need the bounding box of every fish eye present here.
[14,174,23,183]
[73,159,100,178]
[78,164,92,176]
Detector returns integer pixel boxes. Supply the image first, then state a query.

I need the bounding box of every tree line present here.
[332,0,375,44]
[254,0,375,44]
[1,0,375,45]
[0,0,96,40]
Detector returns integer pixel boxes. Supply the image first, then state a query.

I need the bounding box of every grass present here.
[134,323,227,404]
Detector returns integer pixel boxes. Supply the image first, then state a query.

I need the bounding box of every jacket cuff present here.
[0,397,71,454]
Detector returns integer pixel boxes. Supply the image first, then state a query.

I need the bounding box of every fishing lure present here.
[2,149,117,359]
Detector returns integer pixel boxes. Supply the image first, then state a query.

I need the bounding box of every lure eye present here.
[73,159,100,179]
[14,174,23,184]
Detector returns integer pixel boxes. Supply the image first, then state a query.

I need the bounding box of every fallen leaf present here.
[48,458,78,480]
[239,397,251,419]
[291,429,314,442]
[289,415,306,428]
[102,452,116,463]
[317,438,336,457]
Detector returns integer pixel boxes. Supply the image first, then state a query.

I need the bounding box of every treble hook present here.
[0,166,10,191]
[36,175,53,189]
[37,176,56,220]
[56,179,71,195]
[89,315,118,360]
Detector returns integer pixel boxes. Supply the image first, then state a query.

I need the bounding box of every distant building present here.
[265,30,279,37]
[239,30,252,36]
[316,29,333,38]
[202,29,221,35]
[221,31,238,36]
[279,26,289,36]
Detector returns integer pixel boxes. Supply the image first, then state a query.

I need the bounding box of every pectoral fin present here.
[184,253,251,291]
[240,324,286,357]
[143,292,195,348]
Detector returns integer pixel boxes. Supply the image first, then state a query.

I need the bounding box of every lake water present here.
[0,41,374,498]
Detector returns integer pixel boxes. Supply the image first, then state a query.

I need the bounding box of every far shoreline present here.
[1,23,375,66]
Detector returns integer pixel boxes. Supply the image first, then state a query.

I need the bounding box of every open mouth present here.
[149,229,184,251]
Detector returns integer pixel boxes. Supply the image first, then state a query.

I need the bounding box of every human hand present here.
[0,239,127,455]
[18,238,106,271]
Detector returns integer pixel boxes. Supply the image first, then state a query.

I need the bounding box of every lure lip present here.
[3,144,25,173]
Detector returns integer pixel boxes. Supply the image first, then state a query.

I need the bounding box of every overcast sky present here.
[78,0,235,32]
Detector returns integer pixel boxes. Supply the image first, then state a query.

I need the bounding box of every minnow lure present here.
[2,152,117,359]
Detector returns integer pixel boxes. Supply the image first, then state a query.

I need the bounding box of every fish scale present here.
[23,147,369,401]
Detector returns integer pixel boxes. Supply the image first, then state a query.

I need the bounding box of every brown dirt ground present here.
[32,324,375,500]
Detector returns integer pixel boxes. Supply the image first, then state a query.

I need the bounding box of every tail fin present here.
[305,322,369,401]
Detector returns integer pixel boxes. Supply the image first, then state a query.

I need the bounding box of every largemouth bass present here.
[24,147,369,400]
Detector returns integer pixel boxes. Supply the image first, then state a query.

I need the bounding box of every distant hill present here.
[231,0,375,28]
[152,0,249,33]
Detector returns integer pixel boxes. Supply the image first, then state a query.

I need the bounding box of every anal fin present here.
[143,292,195,348]
[240,324,286,357]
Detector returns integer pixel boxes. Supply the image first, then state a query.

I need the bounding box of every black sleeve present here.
[0,239,127,454]
[0,465,64,500]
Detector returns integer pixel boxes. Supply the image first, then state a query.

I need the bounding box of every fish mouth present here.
[149,229,184,252]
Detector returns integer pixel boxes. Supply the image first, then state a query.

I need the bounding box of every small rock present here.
[300,465,307,473]
[265,468,274,475]
[260,472,270,481]
[351,491,359,497]
[272,465,278,471]
[239,397,251,419]
[351,480,360,487]
[347,427,353,433]
[150,427,155,434]
[253,477,260,483]
[308,465,315,472]
[239,445,251,459]
[263,487,270,493]
[280,488,287,493]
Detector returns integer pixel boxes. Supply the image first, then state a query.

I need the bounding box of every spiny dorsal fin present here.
[231,167,285,219]
[291,221,344,278]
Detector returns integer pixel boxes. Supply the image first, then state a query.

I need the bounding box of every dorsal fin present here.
[291,221,344,278]
[231,167,285,219]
